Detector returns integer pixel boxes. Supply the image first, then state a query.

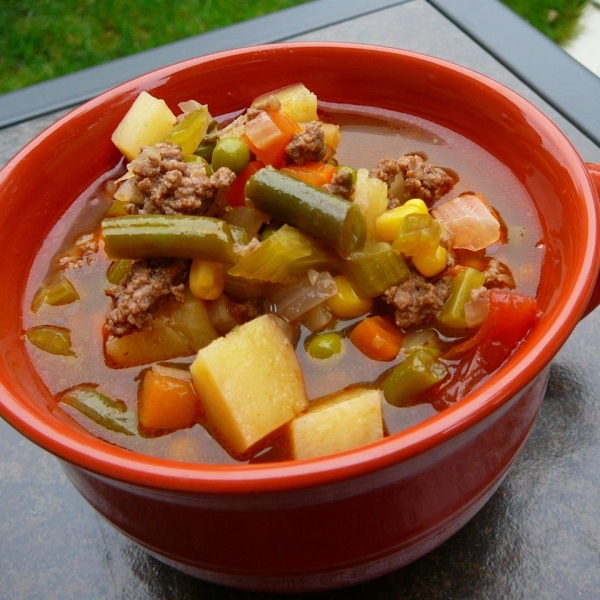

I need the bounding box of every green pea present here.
[306,332,343,359]
[211,137,250,174]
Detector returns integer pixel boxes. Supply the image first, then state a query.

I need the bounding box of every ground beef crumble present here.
[483,258,516,289]
[126,142,235,216]
[285,121,326,164]
[370,153,458,208]
[105,258,189,337]
[323,169,354,200]
[384,275,452,329]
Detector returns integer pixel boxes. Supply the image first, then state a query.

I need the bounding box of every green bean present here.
[211,137,250,174]
[245,166,367,256]
[102,214,237,263]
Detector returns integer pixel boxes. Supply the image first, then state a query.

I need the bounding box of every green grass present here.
[0,0,312,94]
[501,0,589,44]
[0,0,591,94]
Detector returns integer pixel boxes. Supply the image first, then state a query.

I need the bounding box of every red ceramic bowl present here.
[1,43,600,593]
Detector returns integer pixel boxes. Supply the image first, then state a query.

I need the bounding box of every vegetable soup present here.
[23,85,543,463]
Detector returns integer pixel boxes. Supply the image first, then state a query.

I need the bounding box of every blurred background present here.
[1,0,598,95]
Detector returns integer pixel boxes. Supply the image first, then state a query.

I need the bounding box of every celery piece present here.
[25,325,76,356]
[229,224,318,283]
[392,212,441,257]
[342,242,411,298]
[31,272,79,313]
[59,384,136,436]
[164,106,212,156]
[245,167,367,256]
[106,259,134,285]
[437,267,486,329]
[381,349,448,407]
[102,214,237,263]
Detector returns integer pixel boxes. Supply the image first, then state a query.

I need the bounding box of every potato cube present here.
[190,315,309,456]
[288,388,384,460]
[111,91,176,160]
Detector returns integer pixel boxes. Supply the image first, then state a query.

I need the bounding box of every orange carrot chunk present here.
[281,162,337,187]
[138,369,200,431]
[242,110,301,167]
[349,316,404,362]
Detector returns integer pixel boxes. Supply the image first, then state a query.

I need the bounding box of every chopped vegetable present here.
[286,388,383,460]
[138,367,199,431]
[392,212,442,257]
[60,384,136,435]
[381,349,448,407]
[342,242,411,298]
[432,193,501,251]
[437,267,486,329]
[242,110,301,167]
[163,105,211,156]
[105,291,218,368]
[190,314,309,456]
[269,271,337,322]
[435,290,539,408]
[245,167,367,256]
[25,325,76,356]
[252,83,318,123]
[106,259,133,285]
[352,168,388,241]
[349,316,404,362]
[102,214,237,263]
[111,91,176,160]
[31,272,79,312]
[226,160,263,207]
[281,161,337,187]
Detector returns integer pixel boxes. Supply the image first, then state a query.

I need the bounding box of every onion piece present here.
[463,292,491,328]
[268,271,337,322]
[432,193,500,251]
[114,178,143,204]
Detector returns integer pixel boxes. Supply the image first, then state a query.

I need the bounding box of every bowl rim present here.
[1,41,598,494]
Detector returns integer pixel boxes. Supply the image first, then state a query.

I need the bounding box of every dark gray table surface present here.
[1,1,600,598]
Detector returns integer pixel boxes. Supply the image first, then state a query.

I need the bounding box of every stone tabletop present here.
[1,1,599,598]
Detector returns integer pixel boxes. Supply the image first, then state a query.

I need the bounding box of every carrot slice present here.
[138,369,199,431]
[349,316,404,362]
[281,162,337,187]
[242,110,301,167]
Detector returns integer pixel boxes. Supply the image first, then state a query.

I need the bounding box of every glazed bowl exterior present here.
[1,43,599,593]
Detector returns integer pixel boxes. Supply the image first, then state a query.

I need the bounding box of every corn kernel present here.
[189,259,224,300]
[326,275,373,319]
[375,198,428,242]
[412,245,448,277]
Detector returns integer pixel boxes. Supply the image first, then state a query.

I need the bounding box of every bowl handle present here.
[582,163,600,318]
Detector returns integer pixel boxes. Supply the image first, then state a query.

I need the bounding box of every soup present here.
[22,85,543,463]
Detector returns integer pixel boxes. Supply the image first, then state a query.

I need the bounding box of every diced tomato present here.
[433,289,540,408]
[226,161,263,207]
[242,110,301,168]
[281,162,338,188]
